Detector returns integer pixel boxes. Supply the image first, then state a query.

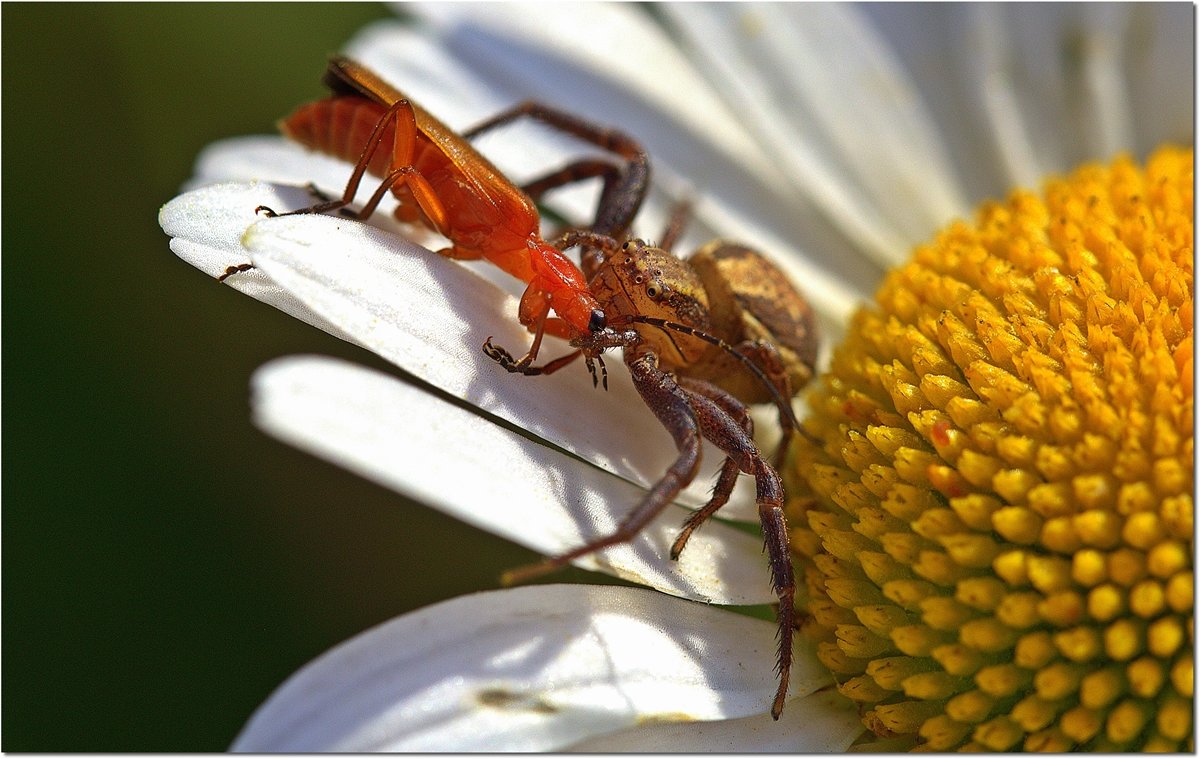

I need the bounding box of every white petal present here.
[406,2,775,178]
[1123,4,1194,154]
[232,585,833,752]
[665,3,969,266]
[1071,4,1136,159]
[853,5,1002,204]
[565,688,862,752]
[190,136,373,204]
[245,210,780,521]
[252,355,775,604]
[186,136,421,235]
[946,4,1193,189]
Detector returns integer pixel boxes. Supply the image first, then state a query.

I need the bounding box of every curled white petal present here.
[158,181,356,342]
[232,584,832,752]
[252,354,775,604]
[245,210,778,520]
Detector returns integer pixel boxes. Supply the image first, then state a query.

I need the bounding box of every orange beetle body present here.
[280,57,602,340]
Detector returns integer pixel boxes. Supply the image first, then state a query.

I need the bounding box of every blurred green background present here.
[4,3,615,749]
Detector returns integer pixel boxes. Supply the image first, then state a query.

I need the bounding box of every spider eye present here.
[588,308,606,332]
[646,285,659,298]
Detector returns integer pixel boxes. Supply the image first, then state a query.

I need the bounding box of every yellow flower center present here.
[787,147,1193,751]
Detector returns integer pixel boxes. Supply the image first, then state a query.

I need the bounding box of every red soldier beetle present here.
[232,56,649,371]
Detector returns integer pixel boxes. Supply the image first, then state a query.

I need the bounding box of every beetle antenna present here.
[619,315,809,438]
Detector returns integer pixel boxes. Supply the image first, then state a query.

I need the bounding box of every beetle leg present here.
[500,350,702,586]
[216,263,256,283]
[505,289,554,369]
[516,286,595,353]
[482,289,584,376]
[484,276,619,380]
[270,97,420,218]
[482,339,583,378]
[346,165,444,229]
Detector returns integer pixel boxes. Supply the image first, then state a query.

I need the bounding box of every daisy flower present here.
[158,3,1193,751]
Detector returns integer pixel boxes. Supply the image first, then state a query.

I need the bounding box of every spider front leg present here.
[500,349,702,585]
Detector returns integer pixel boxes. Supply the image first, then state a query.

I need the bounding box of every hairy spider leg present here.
[500,348,796,719]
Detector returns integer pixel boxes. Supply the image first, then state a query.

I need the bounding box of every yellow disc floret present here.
[789,147,1193,751]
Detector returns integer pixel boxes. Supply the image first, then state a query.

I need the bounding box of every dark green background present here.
[3,3,616,749]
